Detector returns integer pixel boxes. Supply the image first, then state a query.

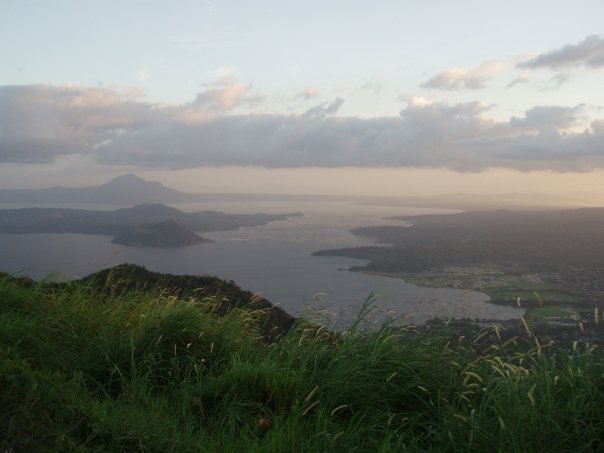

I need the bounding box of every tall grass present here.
[1,275,603,451]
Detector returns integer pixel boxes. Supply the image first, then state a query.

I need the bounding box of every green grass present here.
[2,275,604,451]
[488,288,583,304]
[525,305,576,321]
[420,276,449,287]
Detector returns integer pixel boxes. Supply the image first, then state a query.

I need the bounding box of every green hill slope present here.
[1,266,604,451]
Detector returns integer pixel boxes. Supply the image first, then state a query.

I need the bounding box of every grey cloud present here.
[2,85,604,172]
[463,127,604,172]
[593,119,604,134]
[518,35,604,70]
[0,85,162,163]
[549,73,571,85]
[93,99,604,172]
[510,105,584,131]
[303,97,345,118]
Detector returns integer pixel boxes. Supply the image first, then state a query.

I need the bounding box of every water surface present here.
[0,201,523,326]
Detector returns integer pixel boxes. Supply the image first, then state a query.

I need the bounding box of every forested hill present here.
[76,264,296,340]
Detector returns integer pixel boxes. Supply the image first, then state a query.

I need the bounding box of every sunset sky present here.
[1,1,603,197]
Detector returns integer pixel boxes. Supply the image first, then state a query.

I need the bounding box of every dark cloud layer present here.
[518,35,604,70]
[1,85,603,172]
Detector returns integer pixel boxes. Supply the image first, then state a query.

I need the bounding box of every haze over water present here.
[0,200,523,326]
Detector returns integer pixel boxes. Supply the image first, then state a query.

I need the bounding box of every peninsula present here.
[315,208,604,320]
[0,203,301,247]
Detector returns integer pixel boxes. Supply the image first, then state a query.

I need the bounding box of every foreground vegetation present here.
[2,269,604,451]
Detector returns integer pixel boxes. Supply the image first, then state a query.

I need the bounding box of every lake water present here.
[0,201,523,326]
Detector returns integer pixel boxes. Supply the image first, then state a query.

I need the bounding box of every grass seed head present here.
[304,385,319,403]
[302,400,320,416]
[331,405,349,416]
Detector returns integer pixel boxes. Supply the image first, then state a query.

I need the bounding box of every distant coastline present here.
[314,208,604,322]
[0,203,299,248]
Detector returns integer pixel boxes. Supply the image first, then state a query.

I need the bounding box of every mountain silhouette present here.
[0,174,192,204]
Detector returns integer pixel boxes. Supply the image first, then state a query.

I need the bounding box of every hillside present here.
[2,265,604,451]
[76,264,295,340]
[111,219,210,247]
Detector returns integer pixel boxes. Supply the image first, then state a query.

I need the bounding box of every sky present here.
[1,0,604,197]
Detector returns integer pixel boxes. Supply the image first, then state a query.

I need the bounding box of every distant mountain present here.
[0,174,356,206]
[111,219,210,247]
[1,173,599,210]
[0,174,191,204]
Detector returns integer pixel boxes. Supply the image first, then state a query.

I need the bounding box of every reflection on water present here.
[0,201,523,326]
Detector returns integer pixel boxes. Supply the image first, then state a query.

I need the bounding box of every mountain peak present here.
[106,174,163,187]
[92,174,187,203]
[0,174,190,204]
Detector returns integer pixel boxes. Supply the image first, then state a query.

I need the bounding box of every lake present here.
[0,200,523,326]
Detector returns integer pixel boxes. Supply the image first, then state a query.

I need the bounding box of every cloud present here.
[510,105,584,131]
[303,97,345,118]
[518,35,604,70]
[507,73,531,88]
[422,59,510,90]
[295,87,318,100]
[193,75,254,111]
[592,119,604,134]
[463,127,604,172]
[548,73,571,86]
[508,72,572,91]
[0,85,160,163]
[1,84,603,172]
